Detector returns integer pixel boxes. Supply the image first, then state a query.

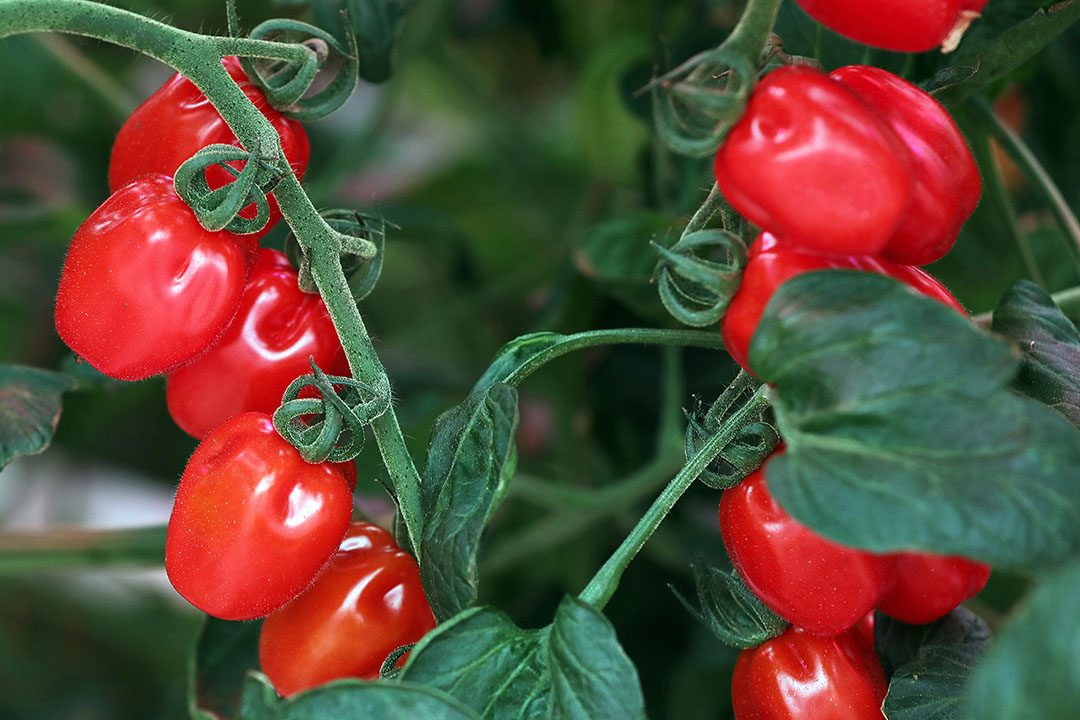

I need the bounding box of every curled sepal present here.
[272,359,391,463]
[379,643,415,680]
[685,411,778,490]
[228,0,359,121]
[650,48,756,158]
[286,209,386,300]
[654,229,747,328]
[173,143,274,234]
[672,559,788,649]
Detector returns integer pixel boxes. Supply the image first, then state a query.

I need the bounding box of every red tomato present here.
[793,0,989,53]
[109,56,309,235]
[714,65,913,257]
[878,553,990,625]
[830,66,981,265]
[165,413,353,621]
[165,248,348,439]
[732,625,887,719]
[259,522,437,697]
[721,233,966,373]
[55,174,255,381]
[719,449,895,636]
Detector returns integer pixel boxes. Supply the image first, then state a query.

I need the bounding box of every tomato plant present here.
[258,522,437,697]
[165,412,353,621]
[54,173,255,381]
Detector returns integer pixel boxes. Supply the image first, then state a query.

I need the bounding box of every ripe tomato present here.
[165,412,353,621]
[55,174,255,381]
[721,233,966,373]
[793,0,988,53]
[259,522,437,697]
[166,248,349,439]
[830,66,981,265]
[719,449,894,636]
[878,553,990,625]
[732,625,887,719]
[714,64,913,257]
[109,56,309,235]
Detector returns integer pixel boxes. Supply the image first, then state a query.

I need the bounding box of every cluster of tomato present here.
[52,57,435,697]
[708,23,991,720]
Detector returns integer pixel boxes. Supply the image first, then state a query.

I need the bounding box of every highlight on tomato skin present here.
[54,173,255,381]
[165,412,353,621]
[732,624,887,720]
[258,521,437,697]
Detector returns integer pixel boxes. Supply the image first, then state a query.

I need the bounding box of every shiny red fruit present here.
[720,449,894,636]
[830,66,981,265]
[879,553,991,625]
[166,248,348,439]
[259,522,437,697]
[793,0,989,53]
[55,174,255,381]
[732,625,887,719]
[165,413,353,621]
[721,233,966,373]
[109,56,309,235]
[715,64,913,257]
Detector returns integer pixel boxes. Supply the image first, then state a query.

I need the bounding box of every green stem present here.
[502,328,727,387]
[683,184,727,238]
[578,385,772,609]
[972,96,1080,269]
[720,0,785,59]
[0,526,165,573]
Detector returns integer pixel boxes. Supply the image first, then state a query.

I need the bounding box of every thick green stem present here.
[0,527,166,573]
[973,96,1080,268]
[578,385,772,609]
[720,0,785,59]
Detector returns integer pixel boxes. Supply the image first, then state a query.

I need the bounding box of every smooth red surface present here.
[721,233,966,373]
[830,66,981,265]
[720,452,894,636]
[732,626,887,719]
[55,174,254,381]
[165,413,352,621]
[109,56,309,236]
[259,522,437,697]
[879,553,991,624]
[714,65,913,256]
[793,0,989,52]
[166,249,348,439]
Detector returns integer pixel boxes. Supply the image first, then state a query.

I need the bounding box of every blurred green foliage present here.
[0,0,1077,718]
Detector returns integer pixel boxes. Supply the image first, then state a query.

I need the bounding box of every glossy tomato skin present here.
[109,57,309,235]
[721,233,966,373]
[878,553,990,625]
[714,65,913,257]
[165,412,353,621]
[793,0,989,53]
[166,248,348,439]
[732,625,887,720]
[55,174,255,381]
[830,66,981,265]
[720,450,895,636]
[259,522,437,697]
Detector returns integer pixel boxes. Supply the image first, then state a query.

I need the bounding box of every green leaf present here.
[750,271,1080,570]
[673,561,787,650]
[420,383,519,620]
[399,601,647,720]
[963,557,1080,720]
[573,212,670,319]
[929,1,1080,100]
[189,618,262,720]
[575,35,650,182]
[991,280,1080,429]
[0,364,74,470]
[547,596,647,720]
[876,608,992,720]
[239,672,480,720]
